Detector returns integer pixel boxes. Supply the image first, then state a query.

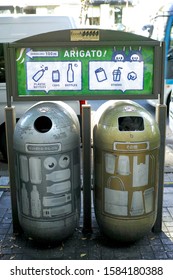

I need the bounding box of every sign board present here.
[5,29,163,100]
[15,46,154,97]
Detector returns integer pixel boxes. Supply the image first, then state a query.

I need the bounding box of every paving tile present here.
[153,251,168,259]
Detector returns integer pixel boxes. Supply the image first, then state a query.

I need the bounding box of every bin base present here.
[18,213,79,243]
[95,208,157,243]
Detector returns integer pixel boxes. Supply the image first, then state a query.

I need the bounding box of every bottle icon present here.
[67,63,74,83]
[21,183,29,215]
[32,66,48,82]
[30,185,41,218]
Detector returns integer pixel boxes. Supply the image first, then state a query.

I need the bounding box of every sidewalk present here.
[0,174,173,260]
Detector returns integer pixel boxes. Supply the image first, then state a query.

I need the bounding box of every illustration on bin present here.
[13,101,81,242]
[93,100,160,242]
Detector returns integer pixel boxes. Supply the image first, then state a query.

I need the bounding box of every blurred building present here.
[81,0,135,31]
[0,1,81,24]
[0,0,137,30]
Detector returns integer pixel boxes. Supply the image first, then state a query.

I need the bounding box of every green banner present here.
[16,46,154,97]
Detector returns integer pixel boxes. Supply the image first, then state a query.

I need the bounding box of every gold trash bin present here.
[93,100,160,242]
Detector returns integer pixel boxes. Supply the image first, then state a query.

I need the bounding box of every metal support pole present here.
[153,104,167,232]
[5,106,20,232]
[82,104,92,233]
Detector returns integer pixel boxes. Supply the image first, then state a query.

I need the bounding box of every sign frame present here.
[4,29,164,102]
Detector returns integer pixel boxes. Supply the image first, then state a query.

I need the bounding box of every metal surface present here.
[4,106,20,232]
[93,100,160,242]
[153,104,167,232]
[13,101,81,242]
[82,105,92,233]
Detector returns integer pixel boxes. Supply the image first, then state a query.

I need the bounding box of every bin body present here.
[13,101,80,242]
[93,100,160,242]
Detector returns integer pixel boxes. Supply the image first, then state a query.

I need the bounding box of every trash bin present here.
[93,100,160,242]
[13,101,81,242]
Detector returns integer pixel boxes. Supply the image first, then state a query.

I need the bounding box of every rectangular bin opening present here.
[118,116,144,131]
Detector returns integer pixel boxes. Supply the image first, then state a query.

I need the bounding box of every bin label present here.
[113,141,149,151]
[104,188,128,216]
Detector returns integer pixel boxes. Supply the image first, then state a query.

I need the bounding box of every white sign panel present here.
[26,61,82,93]
[89,61,144,92]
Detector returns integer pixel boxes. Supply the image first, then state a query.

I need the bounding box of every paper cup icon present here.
[117,155,130,175]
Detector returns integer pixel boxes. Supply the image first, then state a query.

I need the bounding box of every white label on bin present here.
[144,187,154,213]
[29,157,42,184]
[43,194,71,207]
[132,155,149,187]
[43,203,72,217]
[46,181,71,194]
[26,143,61,153]
[30,185,42,218]
[21,183,29,215]
[130,191,144,216]
[46,169,71,182]
[105,153,116,174]
[19,155,29,182]
[113,141,149,151]
[104,188,128,216]
[117,155,130,175]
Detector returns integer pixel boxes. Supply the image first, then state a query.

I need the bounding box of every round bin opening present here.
[34,116,52,133]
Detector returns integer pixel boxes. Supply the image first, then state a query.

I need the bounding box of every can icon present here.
[95,67,107,82]
[52,70,60,82]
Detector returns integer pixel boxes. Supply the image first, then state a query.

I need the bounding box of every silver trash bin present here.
[13,101,81,242]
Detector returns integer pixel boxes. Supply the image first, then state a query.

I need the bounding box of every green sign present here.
[16,46,154,97]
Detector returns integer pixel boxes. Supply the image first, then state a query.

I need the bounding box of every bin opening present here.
[118,117,144,131]
[34,116,52,133]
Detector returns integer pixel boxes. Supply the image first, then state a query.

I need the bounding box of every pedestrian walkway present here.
[0,176,173,260]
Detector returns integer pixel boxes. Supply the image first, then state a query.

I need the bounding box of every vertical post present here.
[153,42,166,232]
[82,104,92,233]
[153,104,167,232]
[4,43,21,232]
[5,106,20,232]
